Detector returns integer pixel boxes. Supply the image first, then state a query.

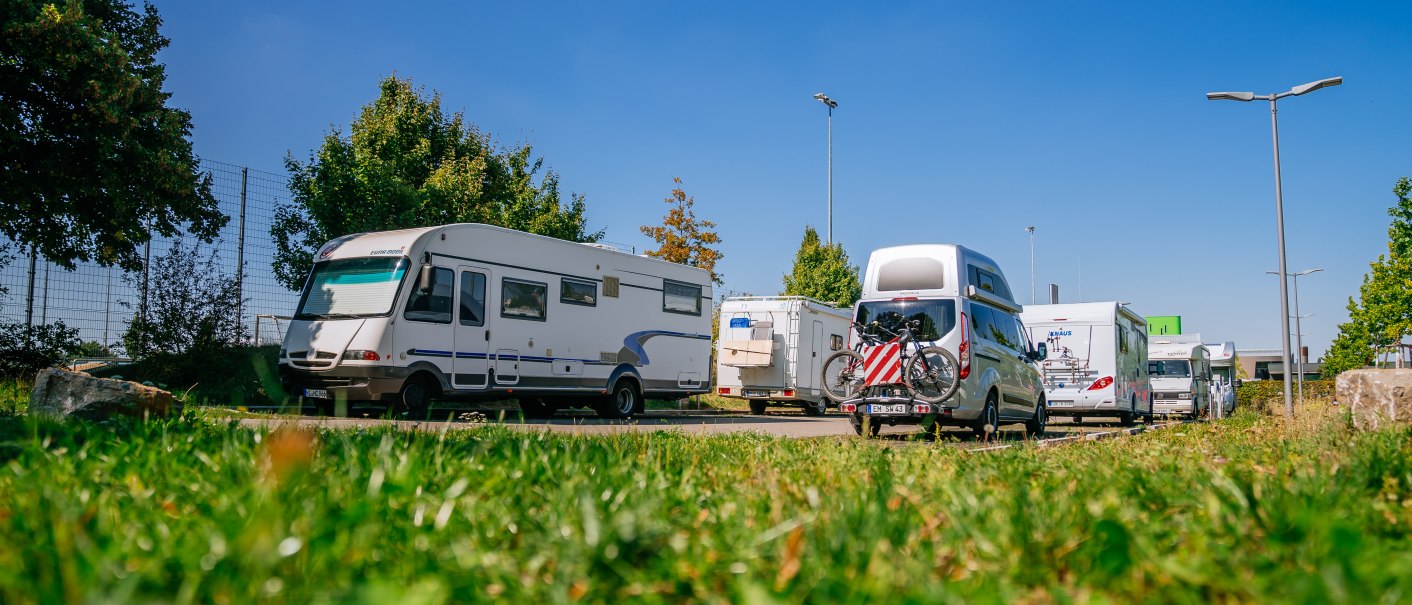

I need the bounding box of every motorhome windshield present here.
[295,257,409,320]
[1149,359,1192,377]
[855,299,957,342]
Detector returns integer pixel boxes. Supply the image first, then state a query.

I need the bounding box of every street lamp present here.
[1025,226,1036,304]
[1267,268,1323,406]
[1208,76,1342,419]
[814,92,838,243]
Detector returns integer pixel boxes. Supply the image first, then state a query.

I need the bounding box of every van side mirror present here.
[1032,342,1047,361]
[418,263,434,295]
[1233,379,1243,387]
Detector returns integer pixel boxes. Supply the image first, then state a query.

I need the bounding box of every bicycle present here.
[820,317,960,404]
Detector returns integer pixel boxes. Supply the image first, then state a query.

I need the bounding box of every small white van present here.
[1020,302,1153,425]
[839,244,1047,438]
[1148,338,1211,417]
[278,223,714,419]
[715,296,853,415]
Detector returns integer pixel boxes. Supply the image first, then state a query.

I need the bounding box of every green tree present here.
[0,1,224,271]
[1325,176,1412,376]
[271,76,599,290]
[640,177,723,285]
[782,226,861,307]
[122,239,246,358]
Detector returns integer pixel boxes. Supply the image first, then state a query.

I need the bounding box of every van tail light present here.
[718,387,730,395]
[840,403,857,413]
[783,389,795,397]
[958,312,971,380]
[1088,376,1114,391]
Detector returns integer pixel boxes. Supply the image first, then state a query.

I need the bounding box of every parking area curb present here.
[968,418,1201,453]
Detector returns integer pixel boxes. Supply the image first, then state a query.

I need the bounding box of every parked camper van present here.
[1020,302,1153,425]
[279,224,713,419]
[1148,338,1211,418]
[837,244,1047,438]
[1205,341,1238,415]
[715,296,853,415]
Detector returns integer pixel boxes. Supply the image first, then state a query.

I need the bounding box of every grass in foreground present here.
[1,404,1410,603]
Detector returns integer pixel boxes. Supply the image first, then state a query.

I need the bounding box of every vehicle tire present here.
[519,397,560,419]
[1190,398,1199,419]
[972,390,1000,441]
[596,380,640,420]
[821,350,867,402]
[1120,396,1137,427]
[748,400,768,415]
[1144,396,1155,424]
[1024,396,1047,438]
[396,375,435,419]
[903,346,960,404]
[848,413,881,437]
[802,399,828,417]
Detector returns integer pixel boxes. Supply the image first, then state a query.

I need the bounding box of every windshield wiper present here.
[300,313,364,320]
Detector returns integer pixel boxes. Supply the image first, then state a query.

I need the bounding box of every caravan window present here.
[663,280,702,315]
[876,257,945,291]
[501,278,547,321]
[967,265,1013,300]
[459,271,486,326]
[561,278,597,307]
[1149,360,1192,377]
[404,267,454,324]
[1119,326,1130,354]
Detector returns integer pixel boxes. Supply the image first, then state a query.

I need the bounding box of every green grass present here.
[1,404,1410,603]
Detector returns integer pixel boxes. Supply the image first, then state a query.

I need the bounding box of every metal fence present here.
[0,160,300,350]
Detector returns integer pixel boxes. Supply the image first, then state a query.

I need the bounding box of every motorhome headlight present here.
[342,350,381,362]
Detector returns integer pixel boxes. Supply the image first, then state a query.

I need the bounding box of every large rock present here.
[1337,369,1412,431]
[29,368,180,420]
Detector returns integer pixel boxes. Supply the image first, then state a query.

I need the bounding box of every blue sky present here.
[150,0,1412,358]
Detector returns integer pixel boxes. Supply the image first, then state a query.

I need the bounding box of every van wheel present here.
[848,413,881,437]
[802,399,827,417]
[597,380,640,420]
[1190,399,1200,419]
[519,398,560,419]
[1120,396,1137,426]
[749,400,768,415]
[1025,397,1047,438]
[972,391,999,441]
[1145,396,1155,424]
[397,376,434,419]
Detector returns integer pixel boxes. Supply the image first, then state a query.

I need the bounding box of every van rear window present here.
[855,299,957,342]
[876,257,945,291]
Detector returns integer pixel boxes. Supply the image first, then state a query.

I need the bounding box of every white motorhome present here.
[715,296,853,415]
[278,224,714,419]
[839,244,1047,438]
[1148,337,1211,417]
[1020,302,1153,425]
[1204,341,1238,415]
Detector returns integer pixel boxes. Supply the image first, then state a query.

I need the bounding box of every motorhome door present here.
[453,266,492,390]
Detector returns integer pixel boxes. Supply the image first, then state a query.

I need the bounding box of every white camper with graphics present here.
[1148,338,1211,418]
[1204,341,1238,415]
[715,296,853,415]
[279,224,713,419]
[1020,302,1153,424]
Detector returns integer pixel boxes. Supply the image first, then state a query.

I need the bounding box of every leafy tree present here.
[271,76,599,290]
[0,320,81,379]
[122,240,246,358]
[0,1,224,272]
[1325,176,1412,376]
[640,177,723,285]
[782,226,861,307]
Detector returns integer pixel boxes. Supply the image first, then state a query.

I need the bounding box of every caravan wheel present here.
[1120,396,1137,426]
[802,399,828,417]
[396,375,434,419]
[748,400,768,415]
[596,380,640,420]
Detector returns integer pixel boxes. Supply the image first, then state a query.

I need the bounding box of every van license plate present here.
[1049,400,1073,407]
[304,389,329,399]
[868,404,907,415]
[744,389,768,397]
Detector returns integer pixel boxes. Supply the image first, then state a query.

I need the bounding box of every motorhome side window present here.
[663,280,702,315]
[1119,326,1130,354]
[501,278,547,321]
[404,267,454,323]
[560,278,597,307]
[967,265,1012,300]
[459,271,486,326]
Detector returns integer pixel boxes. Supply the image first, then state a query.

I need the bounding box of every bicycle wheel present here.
[903,346,960,404]
[821,350,867,402]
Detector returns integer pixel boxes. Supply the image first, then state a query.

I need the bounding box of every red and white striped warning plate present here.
[862,340,903,386]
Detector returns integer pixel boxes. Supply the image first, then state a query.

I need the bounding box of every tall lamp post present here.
[1208,76,1341,419]
[1267,268,1323,406]
[814,92,838,243]
[1026,226,1036,304]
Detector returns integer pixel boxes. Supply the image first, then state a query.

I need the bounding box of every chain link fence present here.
[0,160,300,351]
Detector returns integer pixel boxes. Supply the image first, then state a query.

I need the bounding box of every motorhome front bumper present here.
[279,363,411,402]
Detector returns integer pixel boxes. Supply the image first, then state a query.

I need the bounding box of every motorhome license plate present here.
[1049,400,1074,407]
[744,389,768,398]
[868,404,907,415]
[304,389,329,399]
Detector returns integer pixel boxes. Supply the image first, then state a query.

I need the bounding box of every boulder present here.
[29,368,180,420]
[1337,369,1412,431]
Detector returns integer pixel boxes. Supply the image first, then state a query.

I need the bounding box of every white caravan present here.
[1148,337,1211,417]
[715,296,853,416]
[278,223,713,419]
[840,244,1047,438]
[1204,341,1238,415]
[1020,302,1153,425]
